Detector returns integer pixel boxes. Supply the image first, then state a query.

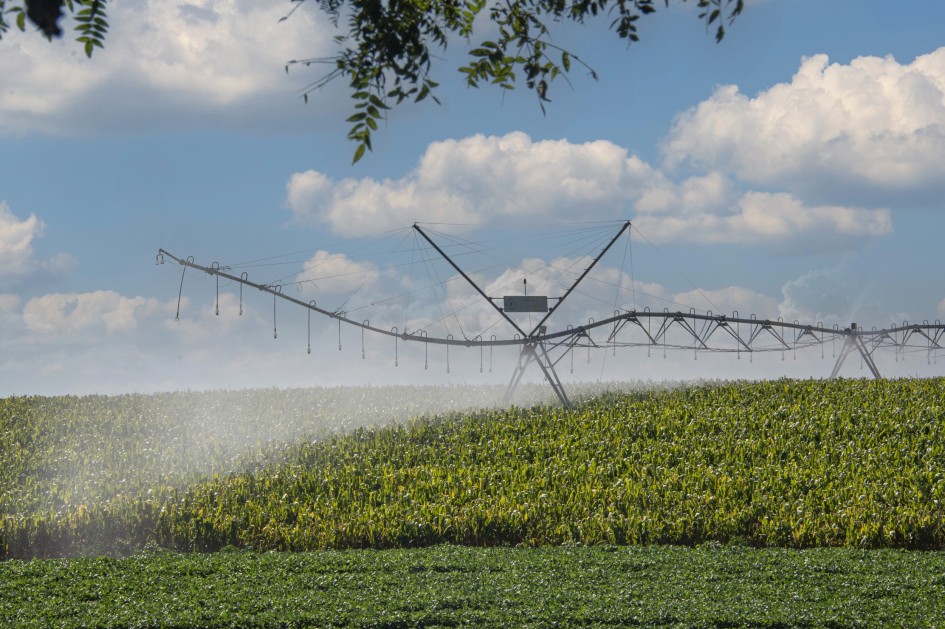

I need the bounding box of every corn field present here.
[2,379,944,559]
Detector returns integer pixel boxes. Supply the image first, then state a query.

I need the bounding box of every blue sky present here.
[2,0,945,395]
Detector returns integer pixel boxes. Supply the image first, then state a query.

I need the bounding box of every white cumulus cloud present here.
[632,191,890,248]
[286,132,660,236]
[297,250,381,296]
[635,172,734,216]
[0,201,42,278]
[288,133,891,251]
[0,201,76,287]
[672,286,780,319]
[664,47,945,204]
[22,290,161,335]
[0,0,337,135]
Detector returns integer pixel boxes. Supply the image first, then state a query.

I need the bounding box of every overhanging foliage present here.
[1,0,742,162]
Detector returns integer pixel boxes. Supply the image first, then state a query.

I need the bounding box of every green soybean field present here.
[2,379,945,626]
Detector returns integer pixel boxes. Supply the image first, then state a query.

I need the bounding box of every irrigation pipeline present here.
[156,248,945,356]
[159,241,945,409]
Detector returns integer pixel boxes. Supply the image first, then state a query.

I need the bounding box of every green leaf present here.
[368,94,389,110]
[715,24,725,43]
[352,143,366,164]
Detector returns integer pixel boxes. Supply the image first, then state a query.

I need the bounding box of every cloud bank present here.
[287,48,945,248]
[287,133,658,234]
[286,132,891,250]
[8,37,945,394]
[0,0,336,135]
[22,291,162,336]
[664,47,945,205]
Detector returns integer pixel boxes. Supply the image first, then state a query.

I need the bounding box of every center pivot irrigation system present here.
[158,221,945,408]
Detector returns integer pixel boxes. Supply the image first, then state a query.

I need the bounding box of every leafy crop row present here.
[3,379,945,558]
[0,383,556,558]
[4,545,945,627]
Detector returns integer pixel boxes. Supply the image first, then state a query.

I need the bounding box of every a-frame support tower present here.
[830,323,882,379]
[413,221,631,409]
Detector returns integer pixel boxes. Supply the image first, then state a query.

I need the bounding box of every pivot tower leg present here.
[503,342,572,408]
[830,325,881,379]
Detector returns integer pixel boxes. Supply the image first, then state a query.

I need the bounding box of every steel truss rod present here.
[530,330,589,378]
[746,320,791,351]
[855,334,882,378]
[576,310,945,351]
[650,313,710,350]
[701,318,754,352]
[933,327,945,347]
[503,342,572,408]
[830,325,881,379]
[901,325,945,351]
[609,315,659,346]
[529,220,631,336]
[411,224,528,339]
[534,342,571,408]
[503,346,533,406]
